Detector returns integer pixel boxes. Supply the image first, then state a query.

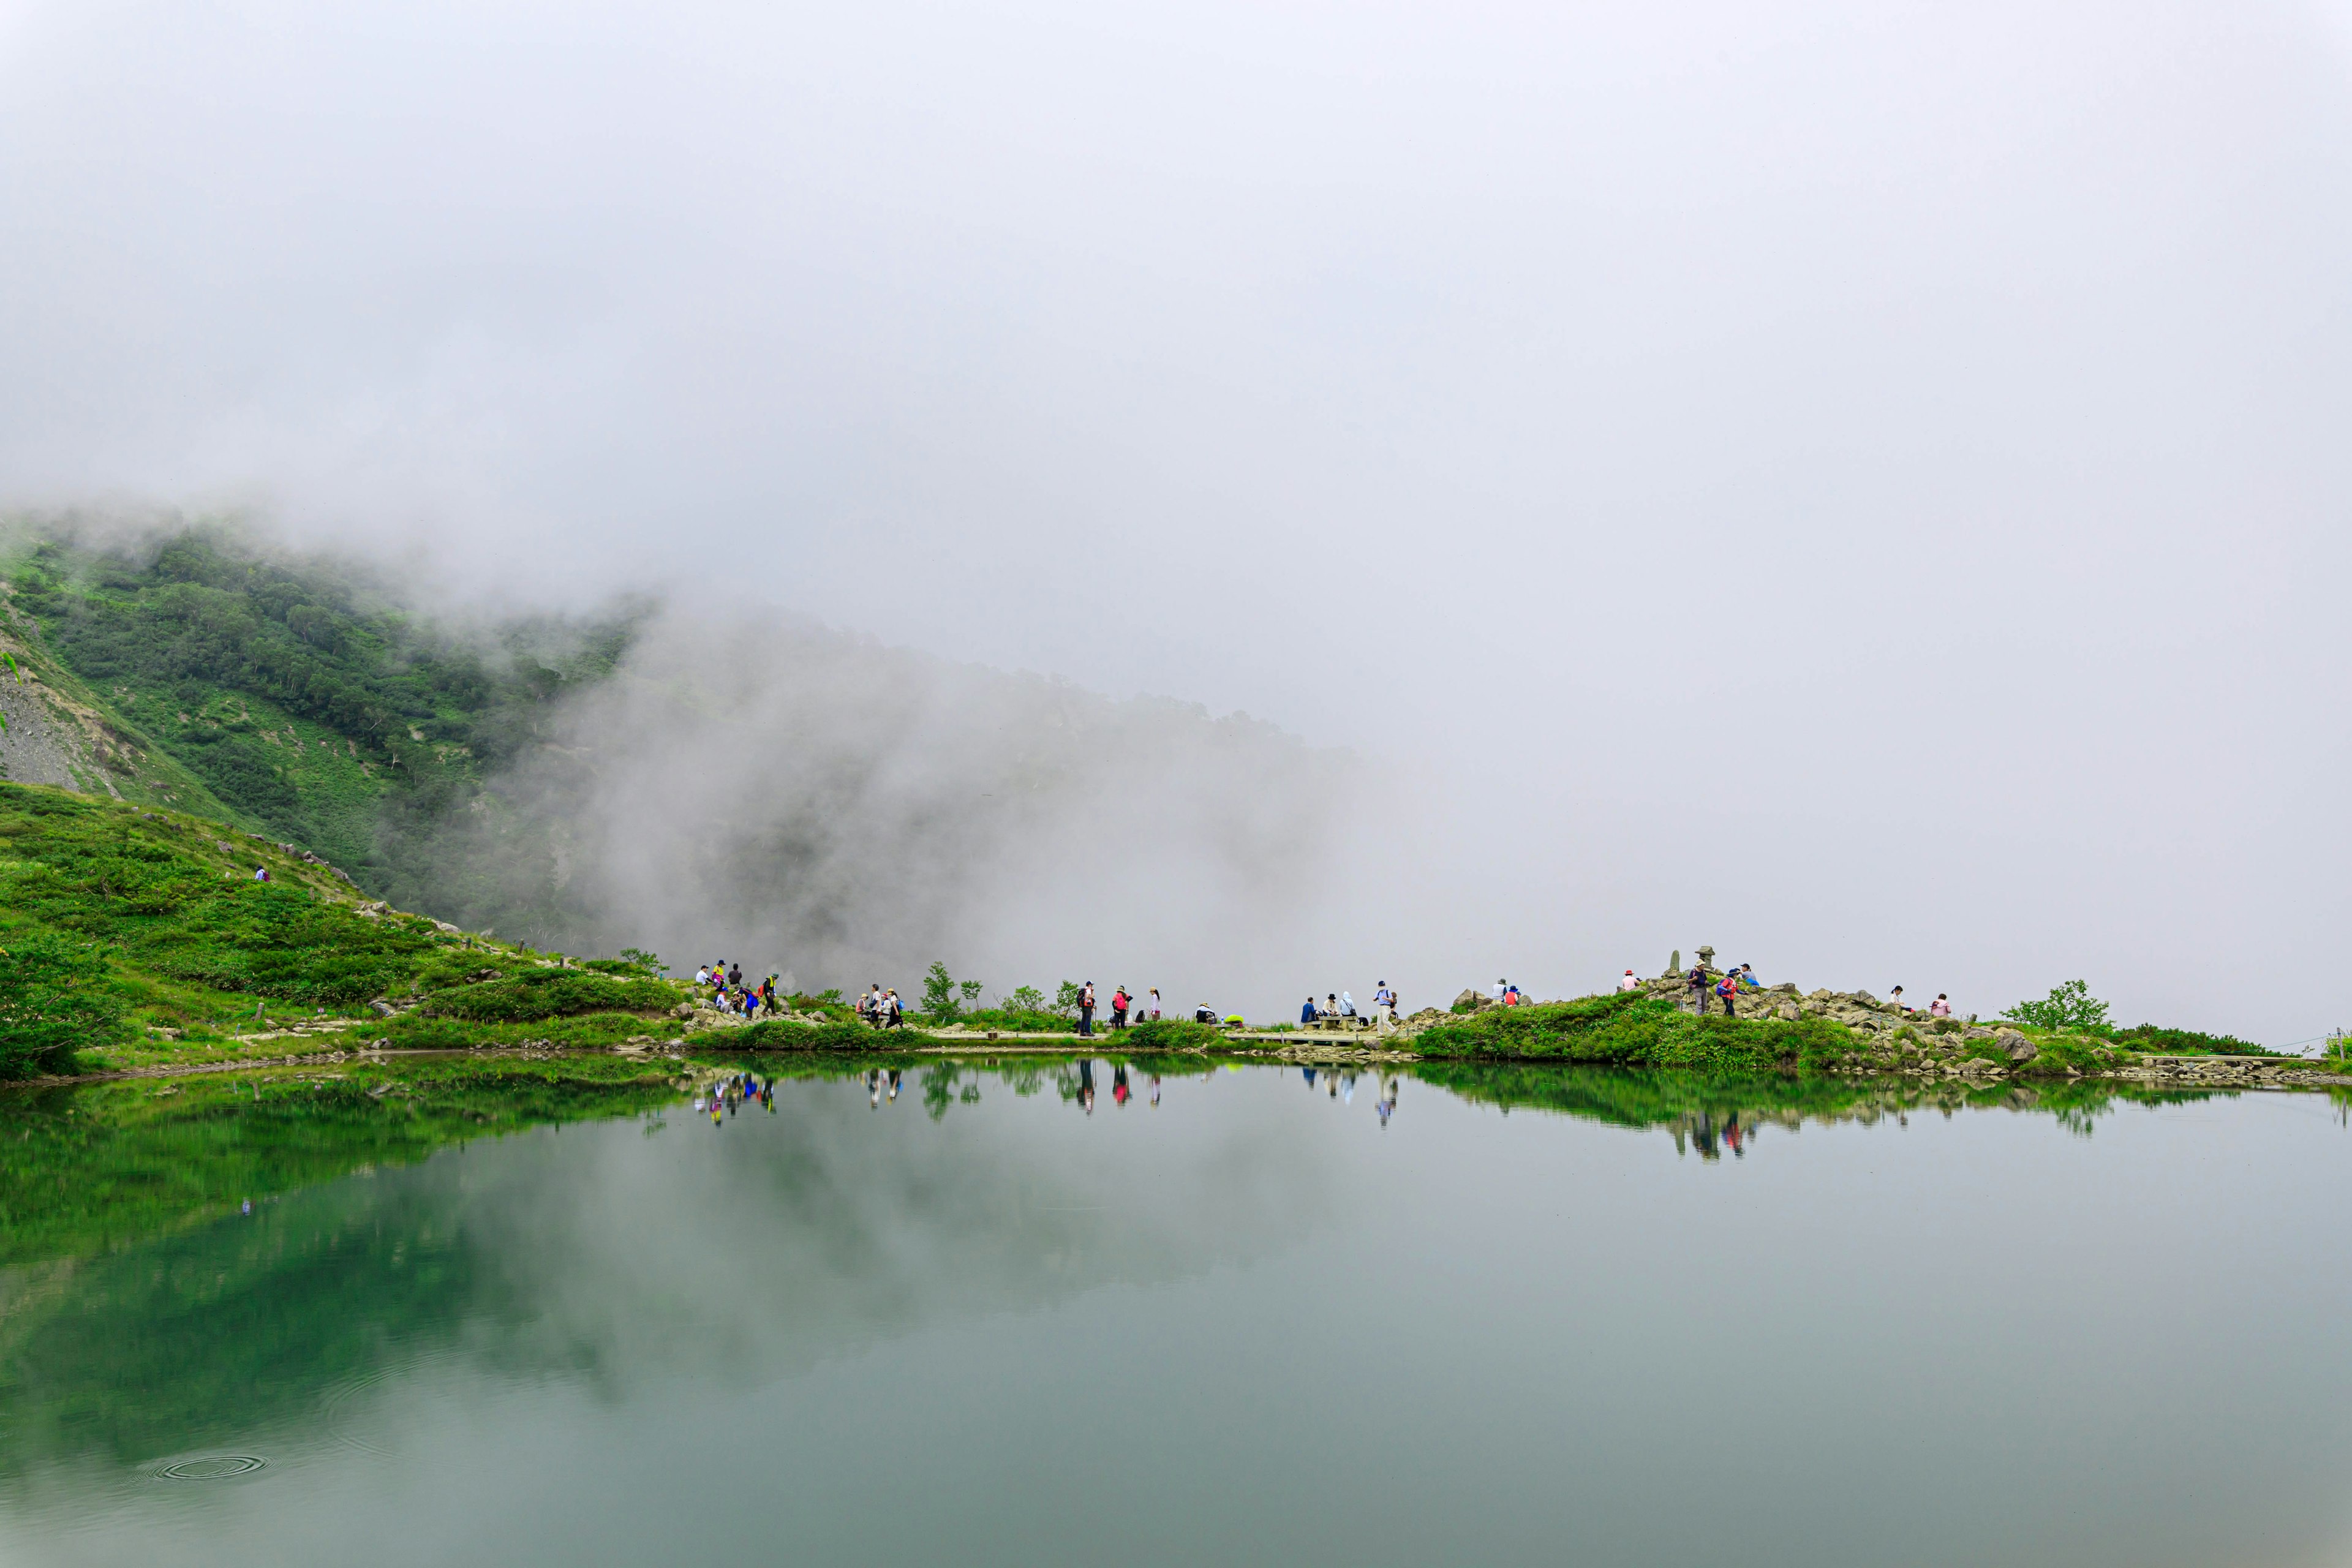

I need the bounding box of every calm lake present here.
[2,1057,2348,1567]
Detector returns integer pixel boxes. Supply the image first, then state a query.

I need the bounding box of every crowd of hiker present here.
[684,954,1961,1036]
[693,962,783,1020]
[1672,962,1957,1020]
[1298,983,1403,1030]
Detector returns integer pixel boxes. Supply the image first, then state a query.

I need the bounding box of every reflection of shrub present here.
[0,935,131,1076]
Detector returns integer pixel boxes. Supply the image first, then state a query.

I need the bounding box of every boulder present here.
[1451,989,1494,1012]
[1998,1031,2038,1063]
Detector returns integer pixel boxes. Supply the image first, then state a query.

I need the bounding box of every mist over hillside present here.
[0,518,1375,1010]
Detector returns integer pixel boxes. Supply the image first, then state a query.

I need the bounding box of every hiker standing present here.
[1373,981,1396,1032]
[1110,986,1130,1031]
[1714,970,1738,1017]
[1148,987,1161,1020]
[1686,962,1710,1016]
[1078,982,1096,1037]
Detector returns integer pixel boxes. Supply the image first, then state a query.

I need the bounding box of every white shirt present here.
[1618,973,1639,992]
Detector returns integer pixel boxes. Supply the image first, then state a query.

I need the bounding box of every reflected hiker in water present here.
[1112,1064,1131,1107]
[1076,1058,1096,1114]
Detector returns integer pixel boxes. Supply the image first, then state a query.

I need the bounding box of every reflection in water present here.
[1,1056,2348,1568]
[1413,1061,2242,1161]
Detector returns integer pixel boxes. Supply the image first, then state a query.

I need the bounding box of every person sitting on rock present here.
[1325,992,1339,1019]
[1929,993,1953,1018]
[1890,985,1908,1013]
[1618,969,1640,992]
[1736,963,1762,992]
[1300,995,1317,1025]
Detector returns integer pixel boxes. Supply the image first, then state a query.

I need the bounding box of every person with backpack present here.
[1686,962,1710,1015]
[1077,982,1096,1036]
[1110,986,1130,1031]
[1714,970,1739,1017]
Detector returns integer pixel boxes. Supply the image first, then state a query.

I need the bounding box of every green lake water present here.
[1,1058,2348,1567]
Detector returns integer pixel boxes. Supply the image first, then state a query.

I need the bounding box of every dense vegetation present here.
[1409,992,1863,1072]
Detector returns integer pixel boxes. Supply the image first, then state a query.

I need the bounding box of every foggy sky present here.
[3,1,2348,1039]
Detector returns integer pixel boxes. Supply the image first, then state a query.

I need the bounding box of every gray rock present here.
[1997,1030,2038,1063]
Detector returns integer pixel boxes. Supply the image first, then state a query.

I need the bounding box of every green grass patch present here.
[418,968,679,1023]
[1408,992,1861,1071]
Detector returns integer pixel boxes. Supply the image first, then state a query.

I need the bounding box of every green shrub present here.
[727,1020,945,1052]
[0,934,132,1076]
[2003,980,2111,1035]
[2106,1023,2272,1056]
[1409,992,1859,1072]
[1120,1017,1224,1051]
[421,968,676,1022]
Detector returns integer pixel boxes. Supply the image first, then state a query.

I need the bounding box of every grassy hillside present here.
[0,523,636,932]
[0,778,695,1076]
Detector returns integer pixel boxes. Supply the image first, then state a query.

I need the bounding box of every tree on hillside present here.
[2002,979,2111,1035]
[922,961,960,1019]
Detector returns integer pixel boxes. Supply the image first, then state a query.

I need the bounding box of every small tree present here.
[921,961,959,1019]
[1008,985,1047,1015]
[618,947,667,978]
[1052,980,1082,1019]
[2003,979,2111,1036]
[959,979,982,1009]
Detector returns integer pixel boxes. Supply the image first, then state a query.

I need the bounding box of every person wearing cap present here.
[1617,969,1640,992]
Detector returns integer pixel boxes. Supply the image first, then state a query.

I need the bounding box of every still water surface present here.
[2,1060,2348,1567]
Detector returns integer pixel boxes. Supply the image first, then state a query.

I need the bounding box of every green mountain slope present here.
[0,524,635,923]
[0,778,688,1076]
